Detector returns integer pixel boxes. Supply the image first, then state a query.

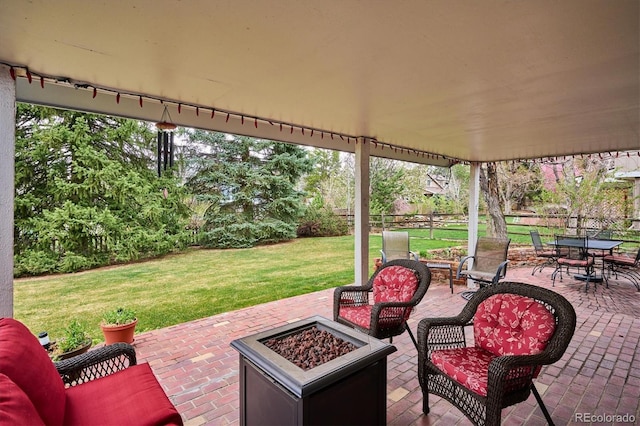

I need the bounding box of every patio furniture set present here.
[530,230,640,292]
[5,229,618,425]
[229,231,575,426]
[331,255,576,426]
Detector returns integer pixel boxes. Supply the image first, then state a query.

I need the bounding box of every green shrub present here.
[297,207,349,237]
[200,221,296,248]
[13,250,58,276]
[58,252,94,273]
[57,320,90,353]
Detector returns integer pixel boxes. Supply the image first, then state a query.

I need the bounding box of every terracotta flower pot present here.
[100,319,138,345]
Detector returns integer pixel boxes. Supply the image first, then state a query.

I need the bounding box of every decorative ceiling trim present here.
[5,63,461,168]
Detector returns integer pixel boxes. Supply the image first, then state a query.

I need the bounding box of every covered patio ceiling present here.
[1,0,638,166]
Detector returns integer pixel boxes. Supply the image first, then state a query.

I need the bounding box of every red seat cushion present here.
[474,293,556,356]
[604,254,637,267]
[339,305,372,329]
[557,257,594,268]
[64,363,183,426]
[0,373,45,425]
[431,347,494,397]
[0,318,66,426]
[373,266,418,303]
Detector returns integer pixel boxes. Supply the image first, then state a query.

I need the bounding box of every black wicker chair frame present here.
[418,282,576,426]
[55,342,136,387]
[334,259,431,349]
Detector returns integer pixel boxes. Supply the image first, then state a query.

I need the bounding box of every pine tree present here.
[14,104,189,275]
[184,131,312,248]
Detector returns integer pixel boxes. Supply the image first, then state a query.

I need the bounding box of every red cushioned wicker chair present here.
[418,282,576,426]
[333,259,431,349]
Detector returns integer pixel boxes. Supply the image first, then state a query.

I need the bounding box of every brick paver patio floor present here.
[131,266,640,425]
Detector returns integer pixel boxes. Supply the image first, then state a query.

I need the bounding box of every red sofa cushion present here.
[64,363,183,426]
[474,293,556,356]
[0,318,66,426]
[0,373,45,425]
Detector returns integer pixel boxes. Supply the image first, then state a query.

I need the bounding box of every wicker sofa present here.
[0,317,183,425]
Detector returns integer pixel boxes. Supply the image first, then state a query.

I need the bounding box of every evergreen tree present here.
[14,104,189,275]
[184,131,312,248]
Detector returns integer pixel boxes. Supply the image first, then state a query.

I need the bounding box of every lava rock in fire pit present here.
[263,326,356,371]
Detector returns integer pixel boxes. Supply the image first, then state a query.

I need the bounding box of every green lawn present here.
[16,224,552,343]
[14,223,563,343]
[14,234,462,344]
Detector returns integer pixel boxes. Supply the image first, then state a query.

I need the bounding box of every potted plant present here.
[51,320,92,361]
[100,307,137,345]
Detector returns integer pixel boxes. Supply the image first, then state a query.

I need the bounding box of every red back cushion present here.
[372,265,419,304]
[0,373,45,425]
[473,294,556,356]
[0,318,66,426]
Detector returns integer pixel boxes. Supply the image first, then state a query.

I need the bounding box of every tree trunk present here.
[480,163,508,239]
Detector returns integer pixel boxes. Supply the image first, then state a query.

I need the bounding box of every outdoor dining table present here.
[547,238,624,283]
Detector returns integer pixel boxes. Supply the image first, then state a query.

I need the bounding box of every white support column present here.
[0,65,15,317]
[354,138,370,286]
[467,162,480,289]
[633,177,640,230]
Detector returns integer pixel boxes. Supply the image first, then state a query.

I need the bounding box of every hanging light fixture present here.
[156,105,177,177]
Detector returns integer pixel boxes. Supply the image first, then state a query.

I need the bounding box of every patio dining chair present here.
[380,231,419,263]
[333,259,431,349]
[551,235,595,292]
[586,229,615,259]
[418,282,576,426]
[530,230,560,276]
[586,229,613,240]
[456,237,511,287]
[603,246,640,291]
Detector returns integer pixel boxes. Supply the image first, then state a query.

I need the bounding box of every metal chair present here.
[456,237,510,286]
[586,229,613,240]
[334,259,431,349]
[603,246,640,291]
[587,229,614,259]
[380,231,419,263]
[530,230,559,276]
[418,282,577,426]
[551,235,595,292]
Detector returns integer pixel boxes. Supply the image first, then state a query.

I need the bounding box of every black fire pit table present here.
[230,315,397,426]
